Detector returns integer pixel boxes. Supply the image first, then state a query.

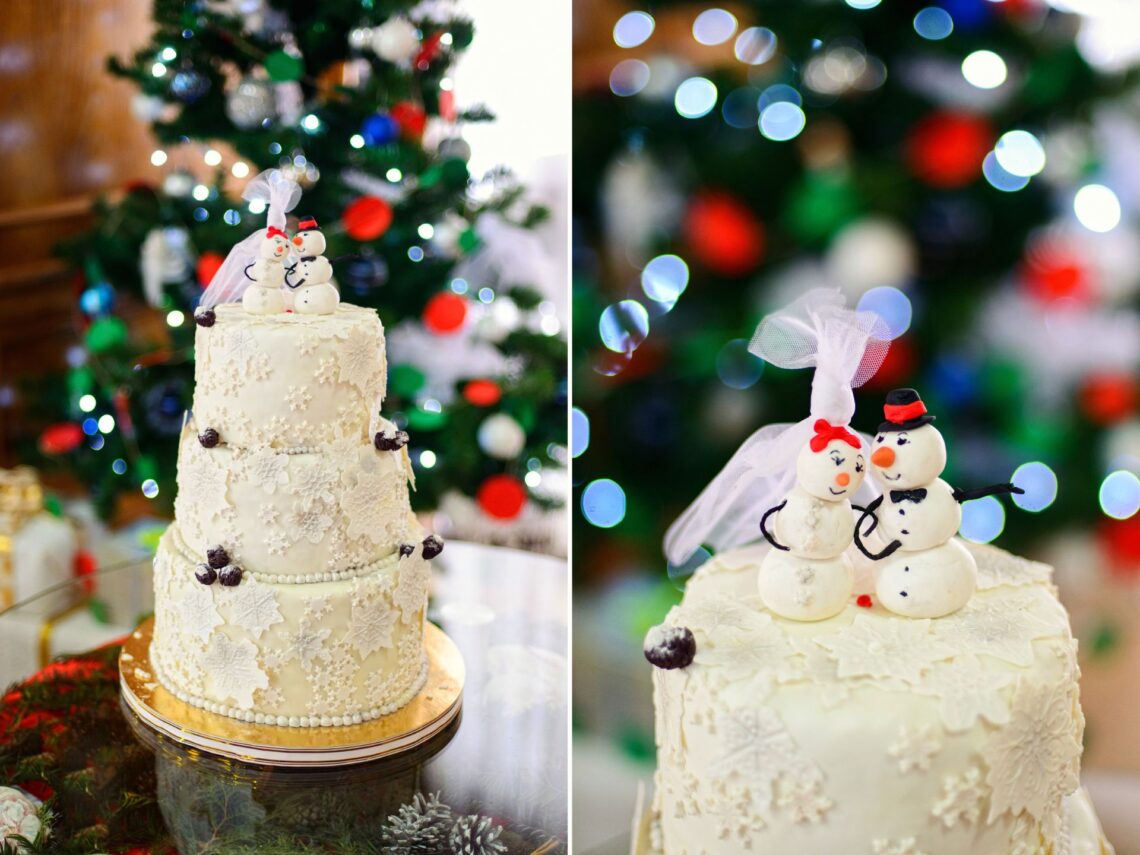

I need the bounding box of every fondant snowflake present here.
[364,668,398,702]
[931,592,1062,667]
[815,614,955,683]
[315,356,338,385]
[257,686,285,709]
[776,779,832,825]
[247,448,290,494]
[693,610,793,683]
[711,707,819,808]
[916,654,1013,733]
[258,505,280,527]
[339,326,379,389]
[887,724,942,774]
[393,556,430,624]
[212,405,252,438]
[202,634,269,709]
[983,678,1081,837]
[265,415,290,446]
[180,584,223,642]
[181,451,229,512]
[971,542,1053,591]
[298,333,320,356]
[777,639,850,708]
[932,765,987,829]
[224,326,260,371]
[677,594,774,642]
[283,619,332,668]
[347,591,397,657]
[304,595,332,621]
[285,385,313,412]
[289,502,334,544]
[264,529,290,556]
[248,351,273,382]
[871,838,926,855]
[223,581,283,640]
[342,471,392,544]
[293,465,340,510]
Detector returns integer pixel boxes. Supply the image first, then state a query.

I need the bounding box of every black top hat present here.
[879,388,937,432]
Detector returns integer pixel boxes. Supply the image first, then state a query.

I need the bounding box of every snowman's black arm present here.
[243,262,255,281]
[952,482,1025,504]
[759,501,790,552]
[851,504,878,536]
[853,496,902,561]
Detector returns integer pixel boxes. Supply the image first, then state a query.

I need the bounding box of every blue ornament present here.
[939,0,992,31]
[361,113,399,146]
[80,282,115,316]
[170,67,211,104]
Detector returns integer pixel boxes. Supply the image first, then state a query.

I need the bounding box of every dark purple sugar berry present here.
[374,430,410,452]
[194,563,217,585]
[218,565,243,587]
[198,427,220,448]
[399,543,415,558]
[644,625,696,670]
[421,534,444,560]
[195,308,216,328]
[206,545,230,570]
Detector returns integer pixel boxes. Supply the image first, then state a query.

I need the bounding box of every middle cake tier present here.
[174,426,415,579]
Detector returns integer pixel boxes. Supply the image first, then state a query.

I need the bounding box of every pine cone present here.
[449,814,508,855]
[381,792,454,854]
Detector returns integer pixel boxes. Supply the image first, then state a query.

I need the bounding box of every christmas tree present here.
[29,0,566,535]
[572,1,1140,600]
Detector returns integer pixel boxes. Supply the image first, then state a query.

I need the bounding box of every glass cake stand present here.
[0,541,568,853]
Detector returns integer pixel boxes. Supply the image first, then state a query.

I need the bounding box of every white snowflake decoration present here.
[293,465,340,509]
[258,504,281,527]
[285,384,313,412]
[315,356,338,385]
[916,654,1013,733]
[983,678,1081,838]
[264,530,291,556]
[342,470,392,544]
[224,326,261,371]
[815,614,955,683]
[298,333,319,356]
[931,765,987,829]
[304,595,332,620]
[392,556,430,624]
[711,706,820,808]
[283,618,333,668]
[887,724,942,774]
[971,543,1053,591]
[258,686,285,709]
[692,609,794,684]
[289,501,334,544]
[202,634,268,709]
[339,326,380,389]
[181,451,230,512]
[223,581,283,640]
[931,592,1062,667]
[346,587,397,656]
[775,779,832,825]
[246,448,290,494]
[179,584,223,642]
[871,838,926,855]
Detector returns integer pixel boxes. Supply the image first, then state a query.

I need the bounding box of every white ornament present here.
[0,787,41,848]
[286,225,340,315]
[371,17,420,64]
[826,217,915,297]
[477,413,526,460]
[140,227,191,307]
[242,229,288,315]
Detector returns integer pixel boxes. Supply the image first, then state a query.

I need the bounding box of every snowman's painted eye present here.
[855,463,864,473]
[897,437,909,446]
[876,435,885,443]
[833,457,845,466]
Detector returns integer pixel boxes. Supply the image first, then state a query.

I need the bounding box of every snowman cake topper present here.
[663,290,890,577]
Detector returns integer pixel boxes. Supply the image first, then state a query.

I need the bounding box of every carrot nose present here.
[871,447,895,468]
[836,472,850,487]
[292,236,303,245]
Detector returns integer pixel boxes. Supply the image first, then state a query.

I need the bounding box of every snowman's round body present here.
[873,478,961,552]
[242,233,288,315]
[774,486,855,559]
[759,549,853,622]
[288,230,340,315]
[295,281,340,314]
[874,536,977,618]
[243,283,284,314]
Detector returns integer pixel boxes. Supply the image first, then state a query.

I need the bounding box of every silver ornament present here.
[438,137,472,162]
[225,77,277,130]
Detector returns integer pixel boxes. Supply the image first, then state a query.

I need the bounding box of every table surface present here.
[0,541,568,854]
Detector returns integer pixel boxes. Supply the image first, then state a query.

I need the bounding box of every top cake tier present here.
[193,304,386,450]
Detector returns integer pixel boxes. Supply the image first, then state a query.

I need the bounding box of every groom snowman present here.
[283,216,340,314]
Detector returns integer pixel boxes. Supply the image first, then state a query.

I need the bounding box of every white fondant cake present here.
[645,542,1114,854]
[150,303,436,727]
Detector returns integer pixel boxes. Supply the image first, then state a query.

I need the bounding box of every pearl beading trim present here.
[152,648,429,727]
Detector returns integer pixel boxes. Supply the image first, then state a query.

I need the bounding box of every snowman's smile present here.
[828,487,847,495]
[881,472,903,481]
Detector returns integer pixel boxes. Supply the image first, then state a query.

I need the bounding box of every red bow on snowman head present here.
[266,226,288,240]
[809,419,861,453]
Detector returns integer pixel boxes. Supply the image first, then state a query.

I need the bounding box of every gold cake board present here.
[120,617,463,767]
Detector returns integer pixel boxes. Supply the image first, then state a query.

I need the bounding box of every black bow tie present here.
[300,255,317,262]
[891,488,928,503]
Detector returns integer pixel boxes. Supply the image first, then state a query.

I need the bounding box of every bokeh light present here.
[1099,470,1140,519]
[693,9,737,45]
[610,59,651,97]
[846,0,881,9]
[112,458,127,475]
[97,414,115,434]
[758,84,802,110]
[599,300,650,353]
[734,27,777,65]
[857,287,913,339]
[1011,461,1058,512]
[715,339,765,389]
[572,407,590,458]
[962,50,1007,89]
[959,496,1006,543]
[759,102,806,142]
[994,130,1046,177]
[722,87,760,128]
[914,7,953,40]
[582,479,627,528]
[675,77,718,119]
[613,11,654,48]
[1074,184,1122,233]
[82,418,98,436]
[982,152,1030,193]
[641,254,689,310]
[78,394,96,413]
[141,479,160,499]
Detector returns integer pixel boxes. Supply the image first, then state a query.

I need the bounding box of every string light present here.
[857,287,912,338]
[959,496,1006,543]
[386,168,403,182]
[524,471,542,488]
[914,6,953,39]
[203,149,222,166]
[994,130,1046,177]
[610,59,651,97]
[248,199,267,214]
[407,246,424,262]
[159,46,177,61]
[223,209,241,225]
[478,287,495,303]
[641,254,689,310]
[112,459,127,475]
[962,50,1007,89]
[141,479,159,499]
[166,310,185,327]
[613,11,654,48]
[1074,184,1121,233]
[78,394,96,413]
[350,134,365,149]
[983,152,1029,193]
[675,77,717,119]
[846,0,881,9]
[151,62,167,78]
[82,418,98,436]
[419,450,437,468]
[540,315,561,336]
[715,339,765,389]
[581,478,626,528]
[1011,461,1058,512]
[1099,470,1140,519]
[572,407,590,458]
[599,300,650,353]
[192,184,210,201]
[231,161,250,178]
[417,223,435,239]
[760,102,806,141]
[97,414,115,434]
[692,9,737,46]
[734,27,776,65]
[150,150,167,166]
[450,278,469,294]
[301,114,321,132]
[90,435,105,451]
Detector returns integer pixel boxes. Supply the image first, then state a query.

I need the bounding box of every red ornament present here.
[423,292,468,334]
[1100,516,1140,575]
[439,90,457,123]
[38,423,83,455]
[863,337,916,391]
[1080,374,1138,425]
[342,196,393,241]
[683,192,765,276]
[905,111,993,188]
[463,379,502,407]
[74,550,98,594]
[416,32,444,68]
[477,474,528,520]
[391,101,427,139]
[1020,239,1090,304]
[196,251,226,288]
[856,594,873,608]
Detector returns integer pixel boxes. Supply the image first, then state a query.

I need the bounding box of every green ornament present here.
[783,173,859,243]
[388,364,426,397]
[68,366,94,397]
[503,400,537,432]
[407,406,448,431]
[84,317,128,353]
[1089,620,1120,658]
[135,455,158,484]
[265,50,303,82]
[440,158,469,190]
[43,495,63,517]
[419,165,442,189]
[458,228,480,254]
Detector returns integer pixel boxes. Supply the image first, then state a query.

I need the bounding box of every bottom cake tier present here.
[647,541,1107,854]
[150,524,429,727]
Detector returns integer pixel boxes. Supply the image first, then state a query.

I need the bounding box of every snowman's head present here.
[870,424,946,489]
[796,421,866,502]
[292,217,326,256]
[261,227,289,259]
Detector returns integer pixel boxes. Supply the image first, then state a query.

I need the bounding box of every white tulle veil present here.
[199,169,302,309]
[663,289,891,565]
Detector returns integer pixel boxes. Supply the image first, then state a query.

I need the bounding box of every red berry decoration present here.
[476,474,528,520]
[206,545,230,570]
[399,543,415,558]
[644,625,696,670]
[198,427,220,448]
[374,430,410,451]
[196,251,226,288]
[391,101,427,139]
[856,594,873,608]
[422,534,444,559]
[683,192,765,277]
[905,111,993,188]
[423,292,468,334]
[463,379,502,407]
[38,422,84,456]
[195,563,217,585]
[343,196,393,241]
[195,308,217,327]
[219,565,243,587]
